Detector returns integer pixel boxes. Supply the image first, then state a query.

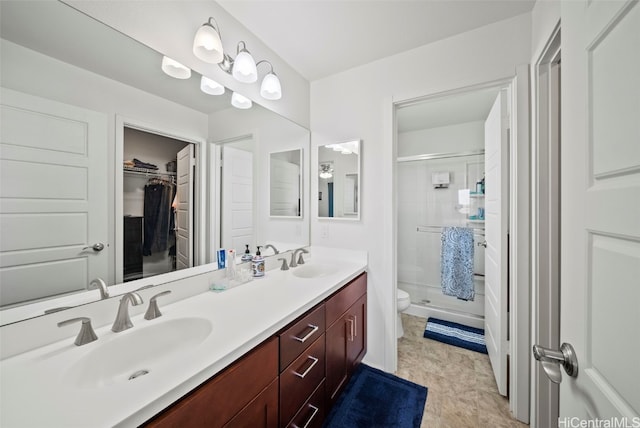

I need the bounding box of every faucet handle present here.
[297,251,307,265]
[58,317,98,346]
[144,290,172,320]
[278,258,289,271]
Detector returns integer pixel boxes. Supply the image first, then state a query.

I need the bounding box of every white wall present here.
[1,40,209,287]
[67,1,310,129]
[310,13,531,371]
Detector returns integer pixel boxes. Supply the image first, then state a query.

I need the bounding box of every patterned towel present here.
[440,227,475,301]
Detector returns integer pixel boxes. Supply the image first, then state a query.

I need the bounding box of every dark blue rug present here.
[323,364,427,428]
[423,317,488,354]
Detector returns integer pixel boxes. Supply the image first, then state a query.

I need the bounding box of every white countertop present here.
[0,248,367,428]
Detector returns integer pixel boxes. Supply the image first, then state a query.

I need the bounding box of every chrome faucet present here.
[87,278,109,300]
[290,248,309,268]
[263,244,280,255]
[112,292,143,332]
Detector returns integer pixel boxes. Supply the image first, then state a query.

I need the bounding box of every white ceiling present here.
[217,0,536,81]
[397,86,501,132]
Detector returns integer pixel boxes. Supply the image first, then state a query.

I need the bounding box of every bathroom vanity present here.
[144,272,367,428]
[0,249,367,428]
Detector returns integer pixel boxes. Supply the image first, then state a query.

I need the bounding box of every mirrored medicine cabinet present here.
[317,140,361,221]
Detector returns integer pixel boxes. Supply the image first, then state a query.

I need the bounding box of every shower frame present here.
[396,150,486,328]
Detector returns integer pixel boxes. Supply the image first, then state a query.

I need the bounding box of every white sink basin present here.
[67,317,213,388]
[291,263,333,279]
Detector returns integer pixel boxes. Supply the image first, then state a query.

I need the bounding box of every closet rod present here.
[397,149,484,163]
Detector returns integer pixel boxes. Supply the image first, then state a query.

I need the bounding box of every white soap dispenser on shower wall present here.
[432,171,450,189]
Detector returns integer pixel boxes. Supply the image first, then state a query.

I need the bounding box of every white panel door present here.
[270,158,299,216]
[221,146,253,252]
[484,89,509,396]
[557,0,640,419]
[0,88,108,306]
[175,144,194,270]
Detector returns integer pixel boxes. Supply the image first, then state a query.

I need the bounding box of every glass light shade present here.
[193,24,223,64]
[260,72,282,100]
[319,172,333,179]
[200,76,225,95]
[232,51,258,83]
[231,92,252,109]
[161,56,191,79]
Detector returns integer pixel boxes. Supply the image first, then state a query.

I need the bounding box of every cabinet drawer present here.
[280,334,325,427]
[145,337,278,428]
[286,380,325,428]
[326,272,367,327]
[279,304,325,371]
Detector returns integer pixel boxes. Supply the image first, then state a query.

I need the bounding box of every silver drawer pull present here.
[347,317,355,342]
[292,404,319,428]
[292,324,319,343]
[293,356,319,379]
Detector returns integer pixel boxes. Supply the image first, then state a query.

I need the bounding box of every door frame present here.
[390,71,531,422]
[114,115,205,284]
[531,23,561,428]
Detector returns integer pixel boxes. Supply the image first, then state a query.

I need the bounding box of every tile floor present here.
[396,313,529,428]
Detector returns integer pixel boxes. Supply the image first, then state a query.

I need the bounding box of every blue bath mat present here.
[423,317,488,354]
[324,364,427,428]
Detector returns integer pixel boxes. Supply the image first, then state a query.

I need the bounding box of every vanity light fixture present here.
[257,60,282,100]
[231,92,252,109]
[329,141,359,155]
[193,17,224,64]
[161,56,191,79]
[319,162,334,179]
[200,76,225,95]
[232,41,258,83]
[192,16,283,102]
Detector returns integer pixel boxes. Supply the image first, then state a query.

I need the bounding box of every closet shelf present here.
[124,166,176,177]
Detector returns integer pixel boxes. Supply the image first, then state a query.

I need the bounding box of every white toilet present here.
[396,289,411,338]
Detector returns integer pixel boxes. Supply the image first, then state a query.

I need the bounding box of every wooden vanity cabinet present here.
[144,337,279,428]
[325,273,367,407]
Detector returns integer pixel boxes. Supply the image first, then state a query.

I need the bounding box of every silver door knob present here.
[533,342,578,384]
[477,241,487,248]
[82,243,105,252]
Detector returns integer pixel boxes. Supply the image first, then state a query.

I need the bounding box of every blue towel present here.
[441,227,475,301]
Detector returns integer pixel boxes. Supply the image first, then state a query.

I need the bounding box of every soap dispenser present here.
[241,244,253,262]
[252,246,265,278]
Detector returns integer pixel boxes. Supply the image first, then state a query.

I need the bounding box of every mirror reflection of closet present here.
[122,127,195,281]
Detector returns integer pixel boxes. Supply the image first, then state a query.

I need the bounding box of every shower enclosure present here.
[397,151,485,328]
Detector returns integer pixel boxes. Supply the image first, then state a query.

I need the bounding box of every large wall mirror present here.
[270,149,303,217]
[0,1,310,324]
[318,140,361,220]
